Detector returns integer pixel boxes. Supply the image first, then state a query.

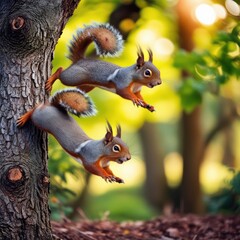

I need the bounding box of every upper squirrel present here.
[45,23,162,112]
[17,89,131,183]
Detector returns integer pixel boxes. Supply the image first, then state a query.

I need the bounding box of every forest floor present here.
[52,214,240,240]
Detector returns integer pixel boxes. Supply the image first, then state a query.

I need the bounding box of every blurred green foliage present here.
[207,170,240,214]
[174,23,240,112]
[48,136,84,221]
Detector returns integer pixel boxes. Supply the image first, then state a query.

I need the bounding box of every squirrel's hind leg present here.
[45,67,63,92]
[16,109,34,127]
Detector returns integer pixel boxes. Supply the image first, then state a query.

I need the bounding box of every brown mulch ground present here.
[52,214,240,240]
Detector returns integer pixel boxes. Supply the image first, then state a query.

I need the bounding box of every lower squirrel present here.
[17,89,131,183]
[45,23,162,112]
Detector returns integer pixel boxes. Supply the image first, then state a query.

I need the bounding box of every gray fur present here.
[31,104,130,166]
[76,140,106,164]
[60,59,161,92]
[60,59,120,86]
[31,104,91,153]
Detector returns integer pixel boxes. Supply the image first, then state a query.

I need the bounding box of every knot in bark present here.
[0,6,47,56]
[43,175,50,185]
[8,167,23,182]
[4,165,26,190]
[11,16,25,30]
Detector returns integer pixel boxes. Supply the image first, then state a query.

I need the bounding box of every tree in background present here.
[174,1,239,213]
[176,0,204,213]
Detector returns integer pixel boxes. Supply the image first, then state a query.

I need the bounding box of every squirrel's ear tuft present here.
[104,121,113,145]
[147,48,153,62]
[136,46,144,69]
[104,131,113,145]
[106,121,113,134]
[116,125,121,138]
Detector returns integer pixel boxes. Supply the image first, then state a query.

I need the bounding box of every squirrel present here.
[17,89,131,183]
[45,23,162,112]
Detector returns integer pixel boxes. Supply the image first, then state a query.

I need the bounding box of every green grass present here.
[84,187,158,221]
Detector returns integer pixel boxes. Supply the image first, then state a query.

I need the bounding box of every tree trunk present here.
[139,122,168,211]
[180,109,203,213]
[0,0,80,238]
[176,0,204,213]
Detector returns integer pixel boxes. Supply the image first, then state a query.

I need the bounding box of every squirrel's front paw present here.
[104,175,115,183]
[104,175,124,183]
[132,98,145,107]
[114,177,125,184]
[146,104,155,112]
[132,99,155,112]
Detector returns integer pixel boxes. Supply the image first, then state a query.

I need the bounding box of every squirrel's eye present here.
[144,69,152,77]
[112,144,121,152]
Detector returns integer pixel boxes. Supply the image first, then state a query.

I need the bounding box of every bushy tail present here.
[68,23,124,63]
[50,89,96,117]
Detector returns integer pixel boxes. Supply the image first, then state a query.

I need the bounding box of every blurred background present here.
[48,0,240,221]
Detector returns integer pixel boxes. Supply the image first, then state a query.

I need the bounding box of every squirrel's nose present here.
[126,155,131,161]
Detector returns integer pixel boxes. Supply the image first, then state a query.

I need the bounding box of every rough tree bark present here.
[0,0,80,238]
